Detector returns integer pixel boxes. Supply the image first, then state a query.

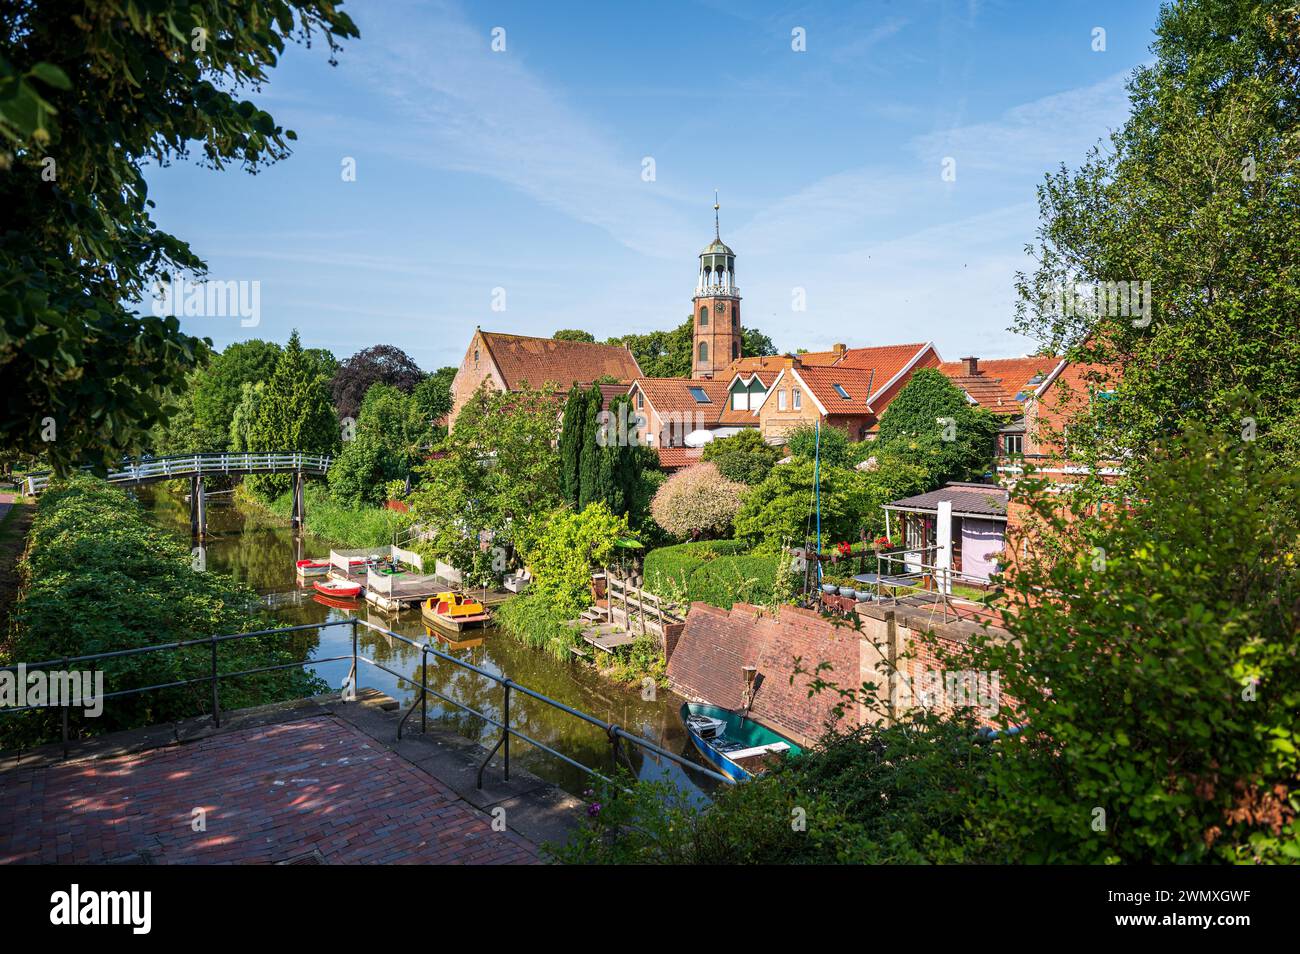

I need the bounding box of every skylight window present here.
[833,383,850,400]
[688,386,712,403]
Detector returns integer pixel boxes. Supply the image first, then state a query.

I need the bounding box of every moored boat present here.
[296,556,376,578]
[295,559,330,577]
[680,702,801,782]
[313,579,363,599]
[421,591,492,632]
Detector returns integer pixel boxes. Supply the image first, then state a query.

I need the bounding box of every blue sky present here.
[144,0,1165,371]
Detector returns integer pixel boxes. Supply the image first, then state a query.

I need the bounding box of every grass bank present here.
[241,482,412,549]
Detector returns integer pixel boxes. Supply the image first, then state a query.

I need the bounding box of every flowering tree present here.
[649,462,746,541]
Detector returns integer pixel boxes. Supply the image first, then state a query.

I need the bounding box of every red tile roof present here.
[725,355,801,375]
[655,446,704,470]
[632,377,729,426]
[479,331,641,390]
[787,366,878,415]
[937,357,1062,413]
[831,342,931,379]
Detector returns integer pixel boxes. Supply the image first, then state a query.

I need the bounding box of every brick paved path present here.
[0,716,539,864]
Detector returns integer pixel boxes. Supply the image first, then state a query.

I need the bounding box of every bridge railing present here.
[23,452,332,495]
[0,618,733,791]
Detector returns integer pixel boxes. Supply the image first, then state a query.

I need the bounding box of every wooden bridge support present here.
[291,471,306,531]
[189,475,207,539]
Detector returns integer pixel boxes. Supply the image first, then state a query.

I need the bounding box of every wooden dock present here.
[573,570,684,654]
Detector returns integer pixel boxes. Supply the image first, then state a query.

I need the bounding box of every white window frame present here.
[778,389,788,411]
[732,391,747,411]
[793,388,802,410]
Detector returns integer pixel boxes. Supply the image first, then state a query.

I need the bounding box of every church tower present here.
[691,194,741,380]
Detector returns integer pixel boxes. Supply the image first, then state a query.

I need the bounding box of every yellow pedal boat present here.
[420,591,493,633]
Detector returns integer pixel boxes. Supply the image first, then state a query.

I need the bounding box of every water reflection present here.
[140,488,716,802]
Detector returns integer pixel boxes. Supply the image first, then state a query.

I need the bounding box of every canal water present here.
[139,489,718,803]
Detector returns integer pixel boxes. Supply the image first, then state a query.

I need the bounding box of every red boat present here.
[313,579,363,599]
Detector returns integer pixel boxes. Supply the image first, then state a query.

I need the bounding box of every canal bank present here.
[137,487,719,802]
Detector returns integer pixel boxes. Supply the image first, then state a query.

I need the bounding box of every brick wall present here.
[667,600,1010,743]
[449,329,509,424]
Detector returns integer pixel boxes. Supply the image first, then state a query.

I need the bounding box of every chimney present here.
[962,356,979,376]
[783,354,801,368]
[832,342,847,355]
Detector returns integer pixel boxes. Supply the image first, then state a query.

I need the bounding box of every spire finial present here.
[713,190,721,239]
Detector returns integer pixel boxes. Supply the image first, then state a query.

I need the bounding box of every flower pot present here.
[854,589,874,601]
[821,583,837,594]
[838,585,855,597]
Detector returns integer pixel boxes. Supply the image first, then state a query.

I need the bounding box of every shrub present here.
[701,429,780,484]
[785,422,851,467]
[684,554,779,610]
[649,462,746,540]
[495,592,580,661]
[523,503,633,619]
[642,540,778,610]
[967,424,1300,863]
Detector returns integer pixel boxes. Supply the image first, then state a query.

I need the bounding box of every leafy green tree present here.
[188,339,282,451]
[328,383,428,505]
[578,384,603,509]
[228,381,265,453]
[785,422,852,468]
[1012,0,1300,471]
[967,424,1300,863]
[521,503,634,619]
[701,429,780,484]
[411,366,456,427]
[734,458,928,552]
[407,384,562,575]
[740,326,778,358]
[558,385,589,508]
[246,331,338,498]
[606,319,694,378]
[605,318,779,378]
[0,1,357,472]
[329,344,423,421]
[552,329,595,342]
[874,368,999,486]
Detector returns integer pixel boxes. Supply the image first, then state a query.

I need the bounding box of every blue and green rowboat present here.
[680,702,802,782]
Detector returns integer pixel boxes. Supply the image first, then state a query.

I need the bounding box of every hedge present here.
[643,539,749,591]
[643,540,778,610]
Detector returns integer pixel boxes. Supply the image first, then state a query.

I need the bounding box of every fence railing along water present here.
[0,619,732,790]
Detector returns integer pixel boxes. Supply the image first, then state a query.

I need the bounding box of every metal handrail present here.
[1,617,732,789]
[24,452,333,495]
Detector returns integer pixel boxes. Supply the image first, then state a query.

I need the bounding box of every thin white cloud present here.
[346,0,698,258]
